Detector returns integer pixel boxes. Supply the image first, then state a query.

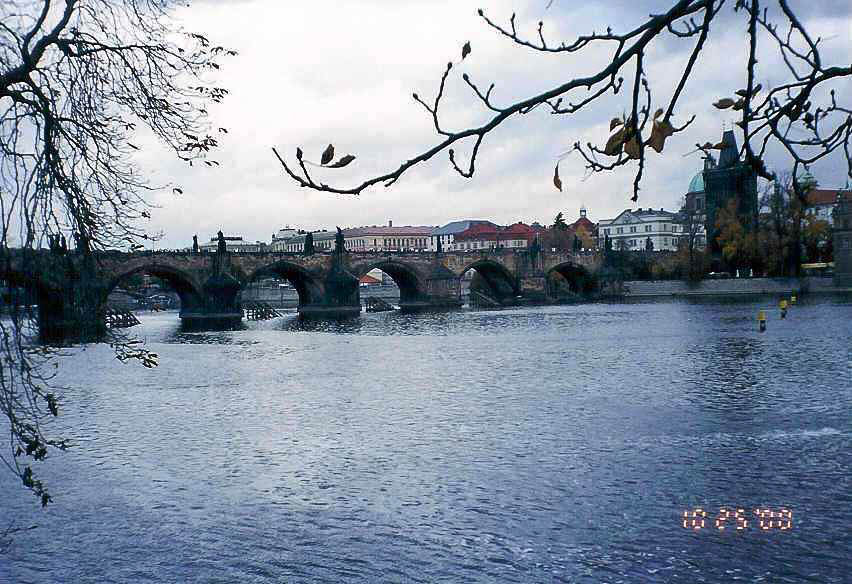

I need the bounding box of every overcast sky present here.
[136,0,852,248]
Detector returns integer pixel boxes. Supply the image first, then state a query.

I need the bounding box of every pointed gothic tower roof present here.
[718,130,739,167]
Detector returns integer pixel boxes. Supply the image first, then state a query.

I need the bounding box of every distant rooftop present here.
[431,220,496,236]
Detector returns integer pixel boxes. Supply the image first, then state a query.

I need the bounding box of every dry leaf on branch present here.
[713,98,735,109]
[553,164,562,192]
[610,117,623,131]
[647,119,675,153]
[321,144,335,165]
[462,41,471,60]
[604,127,626,156]
[624,135,641,159]
[329,154,356,168]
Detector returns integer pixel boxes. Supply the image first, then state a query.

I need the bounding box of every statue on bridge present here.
[436,235,443,254]
[217,230,226,254]
[530,234,541,264]
[303,231,314,255]
[192,234,199,254]
[73,230,90,254]
[334,226,345,255]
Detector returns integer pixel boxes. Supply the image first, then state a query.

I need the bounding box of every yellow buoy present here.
[758,309,767,332]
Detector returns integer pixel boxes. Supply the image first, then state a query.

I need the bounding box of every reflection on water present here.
[1,297,850,583]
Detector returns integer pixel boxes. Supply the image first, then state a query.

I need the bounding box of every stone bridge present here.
[2,246,603,339]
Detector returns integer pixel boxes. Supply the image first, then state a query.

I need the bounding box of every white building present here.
[597,208,683,251]
[806,187,850,226]
[270,226,299,251]
[343,221,432,252]
[276,230,336,252]
[198,235,267,253]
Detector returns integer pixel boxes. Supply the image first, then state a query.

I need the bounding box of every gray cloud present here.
[139,0,852,248]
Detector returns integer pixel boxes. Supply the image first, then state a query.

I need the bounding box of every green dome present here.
[688,172,705,193]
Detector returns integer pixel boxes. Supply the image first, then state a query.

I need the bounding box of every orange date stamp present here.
[682,507,793,530]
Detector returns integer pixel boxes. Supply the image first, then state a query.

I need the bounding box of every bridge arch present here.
[104,264,205,313]
[352,260,425,305]
[546,262,596,298]
[459,259,519,305]
[244,260,324,308]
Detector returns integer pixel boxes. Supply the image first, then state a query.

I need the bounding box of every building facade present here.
[277,230,336,253]
[452,222,537,251]
[270,226,299,252]
[198,236,267,253]
[429,220,497,251]
[832,191,852,287]
[569,207,597,250]
[597,208,683,251]
[806,188,848,226]
[681,161,711,249]
[343,222,432,252]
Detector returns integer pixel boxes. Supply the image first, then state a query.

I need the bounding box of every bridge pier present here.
[299,244,361,317]
[519,274,550,304]
[400,264,463,312]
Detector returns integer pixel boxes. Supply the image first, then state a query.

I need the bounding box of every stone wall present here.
[619,276,848,298]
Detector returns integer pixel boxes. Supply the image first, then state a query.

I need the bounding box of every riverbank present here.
[618,275,852,298]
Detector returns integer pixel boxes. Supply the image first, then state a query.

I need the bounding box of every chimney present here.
[637,207,643,212]
[388,220,393,227]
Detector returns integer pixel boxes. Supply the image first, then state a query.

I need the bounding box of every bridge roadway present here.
[3,247,603,340]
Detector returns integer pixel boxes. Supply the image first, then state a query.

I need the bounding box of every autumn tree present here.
[275,1,851,210]
[1,0,231,506]
[716,198,758,273]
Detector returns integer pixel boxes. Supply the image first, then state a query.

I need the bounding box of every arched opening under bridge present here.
[460,260,519,307]
[104,264,205,316]
[546,263,597,301]
[354,261,425,310]
[243,260,324,310]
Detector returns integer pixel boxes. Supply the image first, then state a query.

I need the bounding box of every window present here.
[664,237,669,245]
[645,225,652,232]
[630,226,637,233]
[617,227,623,234]
[604,228,610,235]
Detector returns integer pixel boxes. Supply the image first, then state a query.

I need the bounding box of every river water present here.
[1,297,850,583]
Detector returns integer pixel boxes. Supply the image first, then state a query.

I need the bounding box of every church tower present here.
[702,130,758,254]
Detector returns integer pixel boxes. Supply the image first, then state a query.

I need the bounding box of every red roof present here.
[455,222,537,242]
[571,216,596,233]
[359,274,381,284]
[806,188,845,206]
